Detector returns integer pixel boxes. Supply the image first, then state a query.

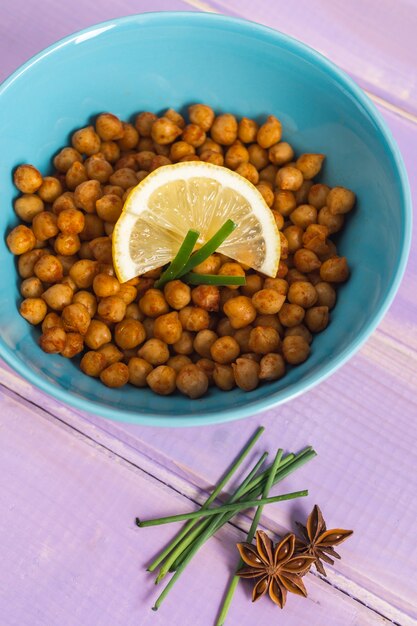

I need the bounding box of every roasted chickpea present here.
[178,306,210,332]
[91,273,119,298]
[135,151,156,171]
[95,113,124,141]
[289,204,317,229]
[39,326,67,353]
[53,147,83,173]
[42,283,73,311]
[181,124,206,148]
[278,303,305,328]
[61,303,91,335]
[84,155,113,183]
[135,112,157,136]
[14,194,44,222]
[71,291,96,318]
[80,351,108,377]
[259,164,278,185]
[193,329,217,358]
[248,326,280,355]
[263,278,288,296]
[216,317,235,337]
[100,362,129,388]
[34,254,63,283]
[318,206,344,234]
[66,162,89,193]
[175,364,207,399]
[139,289,169,318]
[287,281,318,308]
[210,335,240,364]
[114,319,146,349]
[170,141,196,162]
[146,365,176,395]
[190,285,220,311]
[198,139,223,155]
[41,312,63,333]
[282,225,303,254]
[233,326,253,353]
[257,115,282,149]
[276,166,303,191]
[98,343,123,364]
[225,141,249,170]
[138,339,170,365]
[54,233,80,256]
[162,108,184,130]
[20,297,47,325]
[151,117,182,145]
[188,104,215,132]
[31,212,58,241]
[314,282,336,309]
[294,249,321,273]
[153,312,182,345]
[295,154,325,180]
[327,187,356,215]
[232,357,259,391]
[56,208,85,236]
[17,249,46,278]
[256,183,274,207]
[69,259,99,288]
[7,225,36,255]
[142,317,155,339]
[268,142,294,166]
[319,256,349,283]
[117,284,137,306]
[238,117,258,144]
[282,335,310,365]
[73,180,102,213]
[303,306,329,333]
[196,358,215,385]
[235,162,259,185]
[61,332,84,358]
[149,155,172,172]
[109,167,138,189]
[193,254,221,275]
[255,315,283,335]
[213,363,235,390]
[126,357,152,387]
[259,353,286,380]
[167,355,192,373]
[252,289,285,315]
[286,269,307,285]
[52,192,77,216]
[199,150,222,164]
[37,177,62,204]
[20,276,43,299]
[307,183,329,209]
[171,331,193,355]
[241,274,263,297]
[223,296,256,329]
[115,122,139,151]
[302,224,329,256]
[210,114,238,146]
[163,280,191,310]
[124,303,143,322]
[97,296,127,323]
[284,324,313,345]
[72,125,101,156]
[294,180,313,205]
[273,190,297,216]
[98,142,119,164]
[248,144,269,170]
[14,164,43,193]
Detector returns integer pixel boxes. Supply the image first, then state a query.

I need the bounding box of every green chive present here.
[146,426,265,573]
[182,273,246,286]
[154,229,199,289]
[177,219,237,277]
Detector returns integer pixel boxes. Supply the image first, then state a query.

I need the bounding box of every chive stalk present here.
[182,273,245,286]
[177,219,236,277]
[154,229,199,289]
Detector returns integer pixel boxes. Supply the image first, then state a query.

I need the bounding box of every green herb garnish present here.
[178,219,237,277]
[154,229,200,289]
[182,272,245,286]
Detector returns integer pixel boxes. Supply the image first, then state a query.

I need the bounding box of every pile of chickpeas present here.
[6,105,354,399]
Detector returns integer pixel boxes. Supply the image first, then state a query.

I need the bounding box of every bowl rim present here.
[0,11,412,427]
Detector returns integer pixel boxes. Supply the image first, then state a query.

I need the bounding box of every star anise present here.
[236,530,316,608]
[295,504,353,576]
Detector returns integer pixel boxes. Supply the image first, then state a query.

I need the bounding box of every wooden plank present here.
[0,386,393,626]
[203,0,417,116]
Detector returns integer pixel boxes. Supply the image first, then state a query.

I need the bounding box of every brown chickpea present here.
[18,249,46,278]
[181,124,206,148]
[178,306,210,332]
[188,104,215,132]
[263,278,288,296]
[117,122,139,151]
[284,324,313,345]
[256,183,274,207]
[53,147,83,173]
[273,190,296,216]
[37,176,63,203]
[304,306,330,333]
[97,296,127,323]
[7,225,36,255]
[241,274,263,297]
[14,164,43,193]
[259,353,286,381]
[294,249,321,273]
[109,167,138,189]
[271,210,284,231]
[135,112,158,137]
[87,238,111,265]
[232,357,260,391]
[276,166,303,191]
[146,365,176,395]
[139,289,169,318]
[248,144,269,170]
[57,208,85,235]
[307,270,322,286]
[100,362,129,388]
[61,275,77,291]
[248,326,280,354]
[259,164,278,185]
[235,162,259,184]
[198,138,223,155]
[286,269,307,284]
[113,319,146,350]
[14,194,44,223]
[277,261,289,279]
[54,233,80,256]
[100,141,120,163]
[170,141,196,162]
[294,180,313,205]
[52,192,77,215]
[39,327,67,353]
[278,303,305,328]
[85,156,113,183]
[167,355,192,373]
[34,255,63,283]
[315,282,336,309]
[163,108,185,129]
[254,315,283,335]
[172,331,194,355]
[252,289,285,315]
[61,303,91,335]
[302,224,329,256]
[308,183,330,209]
[126,357,152,387]
[72,291,97,318]
[42,312,63,333]
[213,363,236,390]
[320,256,349,282]
[287,281,318,308]
[31,212,58,241]
[193,254,221,275]
[69,259,99,288]
[210,335,240,364]
[327,187,356,215]
[210,114,238,146]
[61,332,84,358]
[199,150,223,165]
[279,232,289,260]
[225,141,249,170]
[20,276,43,299]
[283,225,304,254]
[216,317,235,337]
[257,115,282,149]
[135,151,156,171]
[196,358,216,385]
[117,284,137,306]
[124,303,143,321]
[66,161,88,190]
[223,296,256,329]
[73,180,102,213]
[191,285,220,311]
[151,117,182,145]
[104,222,115,237]
[20,297,47,325]
[176,364,208,399]
[318,206,344,234]
[93,273,120,298]
[95,113,124,141]
[98,343,123,364]
[153,312,182,345]
[138,339,170,366]
[282,335,310,365]
[143,317,155,339]
[296,154,325,180]
[78,242,94,260]
[53,255,75,278]
[193,329,218,359]
[268,142,294,166]
[42,283,73,311]
[237,117,258,144]
[80,351,108,377]
[164,280,191,310]
[290,204,317,229]
[72,126,101,155]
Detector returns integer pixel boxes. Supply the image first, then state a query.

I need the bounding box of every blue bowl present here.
[0,13,411,426]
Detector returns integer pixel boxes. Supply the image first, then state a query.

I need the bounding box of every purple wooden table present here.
[1,2,416,625]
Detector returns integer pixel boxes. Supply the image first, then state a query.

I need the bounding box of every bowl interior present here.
[0,13,410,425]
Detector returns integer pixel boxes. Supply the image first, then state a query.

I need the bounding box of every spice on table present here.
[294,504,353,576]
[236,531,315,607]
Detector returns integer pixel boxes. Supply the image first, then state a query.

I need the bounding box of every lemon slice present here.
[112,162,280,282]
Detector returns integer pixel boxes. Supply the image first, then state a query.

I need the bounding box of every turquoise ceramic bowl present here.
[0,13,411,426]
